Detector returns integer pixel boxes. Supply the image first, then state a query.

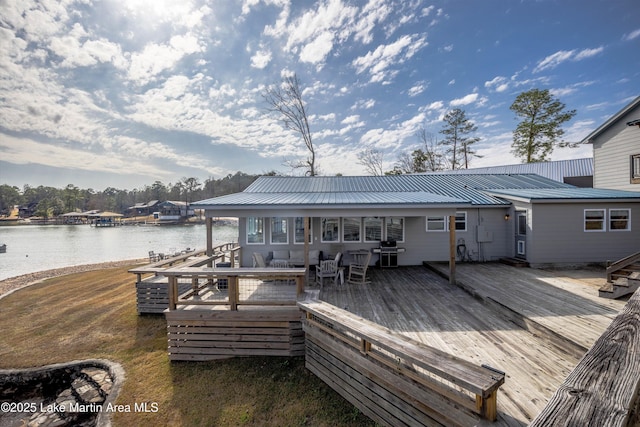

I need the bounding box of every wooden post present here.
[296,274,304,297]
[304,217,310,287]
[449,215,456,286]
[476,391,498,421]
[168,276,177,310]
[229,275,238,310]
[206,217,213,262]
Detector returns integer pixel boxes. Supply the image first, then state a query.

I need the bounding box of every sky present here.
[0,0,638,191]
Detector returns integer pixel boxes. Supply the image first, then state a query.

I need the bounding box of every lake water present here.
[0,224,239,281]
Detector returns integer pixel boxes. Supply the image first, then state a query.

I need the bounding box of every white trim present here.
[364,217,383,242]
[342,217,362,243]
[270,217,289,244]
[584,209,606,232]
[293,217,312,245]
[386,217,405,242]
[609,208,631,232]
[246,217,265,244]
[426,211,467,232]
[321,217,341,243]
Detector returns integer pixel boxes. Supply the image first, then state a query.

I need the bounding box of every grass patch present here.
[0,265,375,426]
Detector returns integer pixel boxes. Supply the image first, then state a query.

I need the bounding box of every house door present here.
[515,211,527,259]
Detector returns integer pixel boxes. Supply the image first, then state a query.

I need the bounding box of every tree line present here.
[0,171,266,218]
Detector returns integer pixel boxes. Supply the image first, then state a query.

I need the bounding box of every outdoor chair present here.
[316,252,343,288]
[148,251,159,262]
[252,252,267,267]
[347,251,372,285]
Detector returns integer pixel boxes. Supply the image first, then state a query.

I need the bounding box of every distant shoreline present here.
[0,217,239,227]
[0,259,146,299]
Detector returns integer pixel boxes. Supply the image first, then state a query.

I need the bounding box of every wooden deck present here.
[319,264,627,426]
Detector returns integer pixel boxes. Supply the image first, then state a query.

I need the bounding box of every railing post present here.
[296,274,305,297]
[229,275,238,310]
[168,275,177,310]
[476,391,498,421]
[606,260,612,283]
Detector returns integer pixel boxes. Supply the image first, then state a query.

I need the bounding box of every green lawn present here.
[0,265,374,426]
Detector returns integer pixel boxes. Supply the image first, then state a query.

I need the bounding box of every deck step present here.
[599,277,640,299]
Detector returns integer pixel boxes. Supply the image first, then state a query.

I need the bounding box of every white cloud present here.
[623,28,640,41]
[352,34,427,83]
[484,76,509,93]
[351,98,376,110]
[533,46,604,73]
[299,31,334,65]
[250,48,272,69]
[341,114,360,125]
[128,34,203,84]
[408,83,426,97]
[450,93,478,106]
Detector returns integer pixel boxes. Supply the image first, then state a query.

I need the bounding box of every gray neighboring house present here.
[582,95,640,191]
[192,174,640,268]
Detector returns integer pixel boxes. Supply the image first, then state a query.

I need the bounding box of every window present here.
[247,217,264,244]
[426,212,466,232]
[426,216,446,231]
[584,209,605,232]
[610,209,631,231]
[343,217,361,242]
[632,154,640,184]
[294,217,312,244]
[386,217,404,242]
[270,217,288,244]
[454,212,467,232]
[321,217,340,242]
[364,217,383,242]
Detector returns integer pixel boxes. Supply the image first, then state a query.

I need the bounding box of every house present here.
[582,95,640,191]
[127,200,159,216]
[192,174,640,268]
[429,158,594,187]
[152,200,194,223]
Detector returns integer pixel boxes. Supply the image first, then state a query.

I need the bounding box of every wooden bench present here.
[298,298,505,426]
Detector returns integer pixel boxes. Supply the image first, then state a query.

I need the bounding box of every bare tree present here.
[263,73,317,176]
[357,145,384,176]
[416,128,446,171]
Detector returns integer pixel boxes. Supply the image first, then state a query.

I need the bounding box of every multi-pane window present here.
[343,217,361,242]
[426,212,467,232]
[386,217,404,242]
[294,217,312,244]
[632,154,640,184]
[610,209,630,231]
[270,217,288,244]
[364,217,383,242]
[247,217,264,244]
[426,216,446,231]
[321,218,340,242]
[454,212,467,231]
[584,209,605,232]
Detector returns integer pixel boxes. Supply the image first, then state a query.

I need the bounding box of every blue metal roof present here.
[426,158,593,183]
[192,173,640,211]
[483,187,640,201]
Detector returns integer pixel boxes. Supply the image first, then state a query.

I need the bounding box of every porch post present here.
[304,216,310,287]
[449,215,456,285]
[206,216,213,267]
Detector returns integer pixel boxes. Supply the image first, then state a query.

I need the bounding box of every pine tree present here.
[439,109,481,169]
[510,89,577,163]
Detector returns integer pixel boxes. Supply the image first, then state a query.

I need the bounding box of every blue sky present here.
[0,0,638,190]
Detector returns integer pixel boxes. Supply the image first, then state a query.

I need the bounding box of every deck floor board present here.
[319,264,626,426]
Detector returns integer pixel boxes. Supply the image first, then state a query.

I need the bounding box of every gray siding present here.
[238,210,511,267]
[592,103,640,191]
[527,202,639,265]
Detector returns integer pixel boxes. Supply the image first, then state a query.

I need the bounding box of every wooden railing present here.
[530,289,640,426]
[163,267,306,310]
[607,251,640,283]
[129,243,241,282]
[298,298,505,426]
